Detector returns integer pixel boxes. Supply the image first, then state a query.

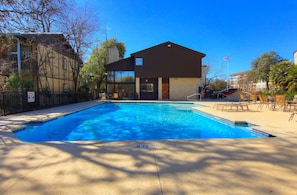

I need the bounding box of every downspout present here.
[10,35,23,112]
[16,37,23,112]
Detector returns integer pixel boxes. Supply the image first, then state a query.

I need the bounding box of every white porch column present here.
[158,77,162,100]
[135,77,140,99]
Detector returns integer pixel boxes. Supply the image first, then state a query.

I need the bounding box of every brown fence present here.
[0,92,91,116]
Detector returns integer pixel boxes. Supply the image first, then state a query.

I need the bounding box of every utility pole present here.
[224,56,230,89]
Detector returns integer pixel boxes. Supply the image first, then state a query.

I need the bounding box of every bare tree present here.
[0,34,16,76]
[1,0,101,96]
[0,0,65,32]
[61,6,100,94]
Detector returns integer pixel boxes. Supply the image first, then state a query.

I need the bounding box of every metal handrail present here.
[187,93,201,101]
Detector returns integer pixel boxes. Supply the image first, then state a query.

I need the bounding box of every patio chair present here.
[287,95,297,111]
[239,93,249,102]
[258,94,271,110]
[249,94,258,103]
[271,95,286,111]
[113,92,119,99]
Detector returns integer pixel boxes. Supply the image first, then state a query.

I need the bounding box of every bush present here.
[259,90,271,95]
[285,91,297,100]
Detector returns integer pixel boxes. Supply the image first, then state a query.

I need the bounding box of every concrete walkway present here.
[1,100,297,194]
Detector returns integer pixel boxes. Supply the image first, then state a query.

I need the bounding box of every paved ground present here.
[1,100,297,195]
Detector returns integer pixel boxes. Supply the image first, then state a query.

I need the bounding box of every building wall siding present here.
[169,78,199,100]
[37,42,75,93]
[132,42,205,78]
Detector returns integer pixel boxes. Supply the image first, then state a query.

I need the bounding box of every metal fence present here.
[0,92,91,116]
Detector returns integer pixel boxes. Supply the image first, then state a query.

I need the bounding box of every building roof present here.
[105,57,134,71]
[131,41,206,57]
[0,32,83,64]
[105,41,206,78]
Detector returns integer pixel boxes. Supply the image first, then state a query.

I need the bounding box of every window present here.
[107,71,135,82]
[106,71,135,99]
[62,57,67,70]
[135,58,143,66]
[141,83,154,92]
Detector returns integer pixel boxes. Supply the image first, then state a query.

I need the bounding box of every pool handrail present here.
[187,93,201,101]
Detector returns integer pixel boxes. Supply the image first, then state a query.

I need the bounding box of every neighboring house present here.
[0,33,82,94]
[105,41,206,100]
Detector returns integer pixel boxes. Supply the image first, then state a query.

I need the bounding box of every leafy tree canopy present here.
[79,38,126,90]
[251,51,282,89]
[3,73,20,92]
[4,71,34,92]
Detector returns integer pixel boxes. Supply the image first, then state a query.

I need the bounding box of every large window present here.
[106,71,135,99]
[115,71,135,82]
[107,71,135,82]
[107,84,135,99]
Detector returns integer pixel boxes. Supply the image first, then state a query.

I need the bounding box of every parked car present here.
[215,88,238,98]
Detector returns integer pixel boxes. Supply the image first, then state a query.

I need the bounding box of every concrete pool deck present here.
[1,100,297,194]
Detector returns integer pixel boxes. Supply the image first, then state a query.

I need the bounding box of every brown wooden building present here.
[0,33,82,94]
[105,41,206,100]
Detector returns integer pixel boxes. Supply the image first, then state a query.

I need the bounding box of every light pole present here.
[105,72,108,94]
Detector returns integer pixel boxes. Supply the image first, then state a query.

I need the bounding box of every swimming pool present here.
[14,102,270,142]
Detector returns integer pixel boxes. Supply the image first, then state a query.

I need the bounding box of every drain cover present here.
[134,143,155,148]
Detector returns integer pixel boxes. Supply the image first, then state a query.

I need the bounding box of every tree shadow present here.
[1,137,297,194]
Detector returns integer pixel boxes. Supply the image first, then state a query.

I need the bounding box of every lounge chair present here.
[213,102,249,111]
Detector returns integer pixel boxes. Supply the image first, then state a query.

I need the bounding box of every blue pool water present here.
[14,102,269,142]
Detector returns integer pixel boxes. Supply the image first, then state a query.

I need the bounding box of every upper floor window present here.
[62,57,67,70]
[107,71,135,83]
[135,57,143,66]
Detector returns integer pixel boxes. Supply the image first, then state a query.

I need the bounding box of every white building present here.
[230,70,267,91]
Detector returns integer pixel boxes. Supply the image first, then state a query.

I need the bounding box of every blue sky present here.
[77,0,297,77]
